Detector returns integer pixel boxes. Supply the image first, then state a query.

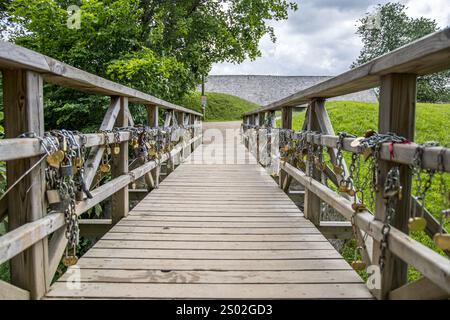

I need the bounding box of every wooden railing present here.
[242,28,450,300]
[0,41,203,299]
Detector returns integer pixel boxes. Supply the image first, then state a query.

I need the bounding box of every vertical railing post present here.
[303,99,322,226]
[147,104,159,188]
[279,107,293,188]
[111,97,129,224]
[257,112,266,164]
[190,114,195,152]
[373,73,417,299]
[3,70,48,299]
[147,104,158,127]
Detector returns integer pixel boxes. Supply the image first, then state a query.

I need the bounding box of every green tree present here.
[352,2,450,103]
[1,0,297,129]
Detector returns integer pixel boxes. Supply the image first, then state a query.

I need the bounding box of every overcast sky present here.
[211,0,450,76]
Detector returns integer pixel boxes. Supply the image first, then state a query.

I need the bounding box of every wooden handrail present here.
[0,41,203,117]
[0,134,202,266]
[243,28,450,115]
[242,128,450,173]
[0,124,202,162]
[280,161,450,295]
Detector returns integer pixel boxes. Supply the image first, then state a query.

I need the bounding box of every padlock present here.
[60,162,73,177]
[363,148,372,161]
[365,129,376,138]
[351,260,367,271]
[149,149,157,157]
[63,245,78,267]
[47,152,61,168]
[314,158,323,171]
[100,163,111,173]
[75,190,85,202]
[46,189,61,207]
[73,157,84,168]
[298,161,306,171]
[350,137,364,148]
[138,146,148,158]
[60,136,68,152]
[106,146,112,155]
[352,202,367,213]
[433,233,450,251]
[408,217,427,232]
[63,255,78,267]
[113,144,120,155]
[333,165,344,175]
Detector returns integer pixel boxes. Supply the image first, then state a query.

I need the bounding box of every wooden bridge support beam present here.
[3,69,48,299]
[279,107,293,189]
[373,73,417,299]
[303,100,322,226]
[146,104,159,188]
[281,106,293,130]
[111,97,129,224]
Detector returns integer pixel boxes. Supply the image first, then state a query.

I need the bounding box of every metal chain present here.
[379,166,402,271]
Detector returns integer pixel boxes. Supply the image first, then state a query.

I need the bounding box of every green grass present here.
[178,91,259,122]
[283,100,450,282]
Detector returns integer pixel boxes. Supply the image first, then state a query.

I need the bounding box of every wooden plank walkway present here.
[45,123,372,299]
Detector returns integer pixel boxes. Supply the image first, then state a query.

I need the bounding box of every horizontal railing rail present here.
[0,42,204,299]
[243,28,450,115]
[241,28,450,300]
[0,41,202,116]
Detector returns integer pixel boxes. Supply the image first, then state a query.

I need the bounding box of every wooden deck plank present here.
[83,248,342,260]
[46,124,372,299]
[56,269,363,284]
[94,240,335,250]
[46,283,373,299]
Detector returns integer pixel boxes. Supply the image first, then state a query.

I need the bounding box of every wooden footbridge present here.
[1,29,450,300]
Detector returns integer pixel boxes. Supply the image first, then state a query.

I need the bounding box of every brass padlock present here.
[113,144,120,155]
[433,234,450,251]
[333,165,344,175]
[47,152,61,168]
[100,163,111,173]
[362,148,372,161]
[352,202,367,213]
[73,157,84,168]
[298,161,306,171]
[351,260,366,271]
[149,149,157,157]
[408,217,427,232]
[63,256,78,267]
[63,245,78,267]
[314,158,323,171]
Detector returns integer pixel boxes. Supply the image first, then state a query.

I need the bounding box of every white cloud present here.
[211,0,450,76]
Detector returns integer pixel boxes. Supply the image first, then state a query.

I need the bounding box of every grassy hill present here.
[282,100,450,281]
[287,100,450,144]
[179,92,259,122]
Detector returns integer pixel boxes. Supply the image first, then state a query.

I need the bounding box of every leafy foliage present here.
[1,0,297,129]
[352,2,450,103]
